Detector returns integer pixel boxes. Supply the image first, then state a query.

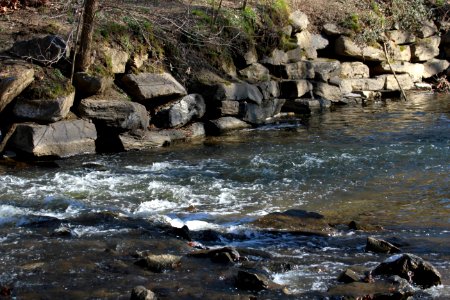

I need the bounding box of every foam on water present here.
[0,205,28,225]
[134,200,179,216]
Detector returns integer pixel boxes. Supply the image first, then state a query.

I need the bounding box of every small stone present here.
[236,270,269,291]
[338,268,364,283]
[135,254,181,273]
[130,286,157,300]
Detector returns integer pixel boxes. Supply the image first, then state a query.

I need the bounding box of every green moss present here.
[192,9,213,25]
[23,68,73,99]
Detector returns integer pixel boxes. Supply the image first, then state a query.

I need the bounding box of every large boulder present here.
[215,100,240,117]
[386,30,416,45]
[282,98,331,114]
[260,49,288,66]
[206,82,264,105]
[118,131,171,151]
[8,120,97,158]
[289,10,309,32]
[423,59,450,79]
[411,36,440,62]
[239,63,270,83]
[386,41,411,62]
[340,77,386,92]
[309,59,341,82]
[295,31,329,59]
[340,62,370,79]
[78,99,149,131]
[382,74,415,91]
[322,23,351,36]
[153,94,206,128]
[257,81,280,100]
[243,48,258,66]
[286,47,305,63]
[279,80,313,99]
[313,82,343,101]
[121,73,187,103]
[373,253,442,288]
[269,61,315,80]
[13,91,75,122]
[100,45,129,74]
[417,20,438,39]
[205,117,251,135]
[241,98,285,124]
[374,61,424,82]
[335,36,385,62]
[73,72,113,98]
[9,35,67,65]
[0,63,35,113]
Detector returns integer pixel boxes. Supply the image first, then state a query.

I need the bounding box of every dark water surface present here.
[0,93,449,299]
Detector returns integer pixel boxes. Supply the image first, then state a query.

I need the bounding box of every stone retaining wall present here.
[0,11,448,158]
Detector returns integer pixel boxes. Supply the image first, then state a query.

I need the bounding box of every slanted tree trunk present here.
[75,0,98,72]
[242,0,248,10]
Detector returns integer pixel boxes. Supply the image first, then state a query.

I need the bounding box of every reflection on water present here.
[0,93,449,298]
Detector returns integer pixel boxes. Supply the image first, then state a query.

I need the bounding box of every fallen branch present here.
[383,42,408,101]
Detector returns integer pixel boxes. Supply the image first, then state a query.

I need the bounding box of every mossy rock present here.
[21,67,73,100]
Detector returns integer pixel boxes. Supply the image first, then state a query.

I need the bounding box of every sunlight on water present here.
[0,93,449,297]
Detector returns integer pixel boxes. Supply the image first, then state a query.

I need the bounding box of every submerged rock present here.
[135,254,181,273]
[348,220,384,232]
[130,286,157,300]
[366,237,401,254]
[236,270,270,291]
[253,209,334,237]
[328,276,415,299]
[372,253,442,288]
[189,247,240,264]
[205,117,251,135]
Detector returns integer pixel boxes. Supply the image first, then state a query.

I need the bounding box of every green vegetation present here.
[341,0,430,44]
[23,68,74,99]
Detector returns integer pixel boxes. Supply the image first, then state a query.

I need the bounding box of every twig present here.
[71,3,84,82]
[383,42,408,101]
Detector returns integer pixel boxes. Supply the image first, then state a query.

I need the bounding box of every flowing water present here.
[0,93,449,299]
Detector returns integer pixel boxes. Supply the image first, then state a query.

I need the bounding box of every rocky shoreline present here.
[1,10,449,160]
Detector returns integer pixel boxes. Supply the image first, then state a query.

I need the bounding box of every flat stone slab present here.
[13,91,75,122]
[9,119,97,158]
[0,63,35,113]
[78,98,149,131]
[121,72,187,102]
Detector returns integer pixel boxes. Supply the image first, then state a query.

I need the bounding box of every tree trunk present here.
[242,0,248,10]
[75,0,98,72]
